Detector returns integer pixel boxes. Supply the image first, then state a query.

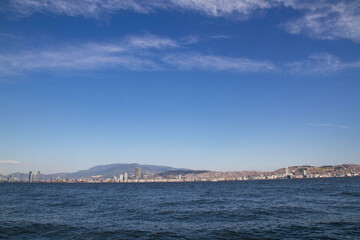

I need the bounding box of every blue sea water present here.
[1,177,360,239]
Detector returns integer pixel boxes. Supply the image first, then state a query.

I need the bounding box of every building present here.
[135,167,141,179]
[28,171,32,182]
[285,167,289,176]
[124,172,128,181]
[37,171,41,182]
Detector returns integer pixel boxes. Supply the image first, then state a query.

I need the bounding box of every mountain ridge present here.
[2,163,359,180]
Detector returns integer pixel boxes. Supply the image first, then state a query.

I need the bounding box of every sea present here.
[1,177,359,239]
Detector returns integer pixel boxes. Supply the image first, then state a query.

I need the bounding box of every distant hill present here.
[156,170,209,178]
[44,163,180,179]
[3,163,359,180]
[273,164,360,176]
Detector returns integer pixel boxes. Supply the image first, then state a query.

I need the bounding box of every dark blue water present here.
[1,177,360,239]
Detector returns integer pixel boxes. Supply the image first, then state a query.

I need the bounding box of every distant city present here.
[1,164,359,183]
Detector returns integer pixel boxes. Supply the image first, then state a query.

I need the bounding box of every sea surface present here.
[1,177,360,239]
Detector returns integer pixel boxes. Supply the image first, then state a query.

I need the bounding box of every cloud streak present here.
[282,0,360,43]
[3,0,359,43]
[1,33,359,76]
[0,34,274,74]
[163,53,275,72]
[286,53,360,75]
[0,34,177,72]
[308,123,350,129]
[3,0,276,19]
[0,160,20,164]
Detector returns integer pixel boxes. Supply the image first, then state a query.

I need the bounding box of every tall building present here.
[28,171,32,182]
[124,172,128,181]
[285,167,289,176]
[37,171,41,182]
[135,167,141,179]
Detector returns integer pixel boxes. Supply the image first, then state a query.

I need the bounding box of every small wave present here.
[341,191,360,197]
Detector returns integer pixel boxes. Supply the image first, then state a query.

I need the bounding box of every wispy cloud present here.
[3,1,359,42]
[0,34,274,75]
[308,123,350,129]
[181,35,201,45]
[286,53,360,75]
[282,0,360,43]
[3,0,276,19]
[1,35,358,76]
[0,160,20,164]
[162,53,275,72]
[0,32,18,38]
[210,35,231,39]
[126,34,178,49]
[0,34,177,73]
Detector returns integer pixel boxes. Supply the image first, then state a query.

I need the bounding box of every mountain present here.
[44,163,181,179]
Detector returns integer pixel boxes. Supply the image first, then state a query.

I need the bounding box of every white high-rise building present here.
[285,167,289,176]
[37,171,41,182]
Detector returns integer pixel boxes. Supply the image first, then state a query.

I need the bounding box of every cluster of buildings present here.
[2,171,41,183]
[1,165,359,183]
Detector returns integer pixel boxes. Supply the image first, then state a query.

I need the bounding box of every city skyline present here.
[2,163,359,183]
[1,0,360,174]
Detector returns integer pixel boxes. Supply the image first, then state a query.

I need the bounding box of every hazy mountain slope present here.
[44,163,180,179]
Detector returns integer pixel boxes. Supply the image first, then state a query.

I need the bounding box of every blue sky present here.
[1,0,360,174]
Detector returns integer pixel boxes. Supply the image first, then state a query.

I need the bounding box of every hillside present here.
[44,163,179,179]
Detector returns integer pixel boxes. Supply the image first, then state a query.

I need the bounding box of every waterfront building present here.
[37,171,41,182]
[124,172,128,181]
[135,167,141,179]
[29,171,32,182]
[285,167,289,176]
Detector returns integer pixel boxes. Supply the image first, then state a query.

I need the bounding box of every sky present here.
[0,0,360,175]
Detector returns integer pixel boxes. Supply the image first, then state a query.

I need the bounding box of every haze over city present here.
[1,0,360,175]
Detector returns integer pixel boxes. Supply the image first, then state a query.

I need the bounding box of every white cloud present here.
[4,0,276,19]
[167,0,275,18]
[0,32,18,38]
[0,34,177,73]
[162,53,275,72]
[4,0,154,18]
[210,35,231,39]
[286,53,360,75]
[181,35,201,45]
[308,123,350,129]
[1,34,358,76]
[0,34,274,74]
[4,0,359,43]
[0,160,20,164]
[282,0,360,43]
[126,34,178,49]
